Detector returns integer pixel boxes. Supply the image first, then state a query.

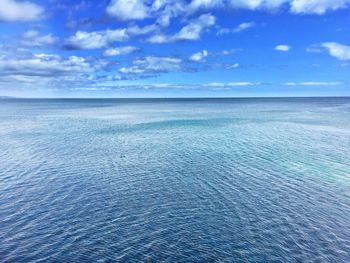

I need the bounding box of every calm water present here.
[1,98,350,262]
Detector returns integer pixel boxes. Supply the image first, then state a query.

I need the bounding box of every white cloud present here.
[284,81,343,86]
[119,56,182,74]
[154,1,187,27]
[175,14,216,40]
[151,0,167,11]
[119,67,145,74]
[189,50,208,62]
[0,53,98,77]
[0,48,114,93]
[147,34,169,44]
[21,30,57,47]
[217,21,255,35]
[103,46,139,57]
[321,42,350,60]
[127,24,158,35]
[206,82,260,87]
[66,24,159,50]
[234,22,256,32]
[147,14,216,43]
[229,0,288,10]
[103,0,350,28]
[290,0,350,14]
[222,0,350,14]
[190,0,350,15]
[275,45,291,51]
[106,0,149,20]
[190,0,223,10]
[226,63,240,69]
[0,0,44,22]
[220,49,237,55]
[66,29,129,49]
[216,28,231,35]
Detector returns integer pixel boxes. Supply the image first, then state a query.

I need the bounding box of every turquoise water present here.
[1,98,350,262]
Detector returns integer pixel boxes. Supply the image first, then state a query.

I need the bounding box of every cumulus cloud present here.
[119,56,182,74]
[201,0,350,15]
[65,29,129,49]
[104,0,349,27]
[0,47,113,93]
[175,14,216,40]
[320,42,350,60]
[21,30,57,47]
[189,50,209,62]
[0,0,44,22]
[152,1,187,27]
[66,24,159,50]
[275,45,291,51]
[106,0,149,20]
[148,14,216,43]
[0,53,98,77]
[290,0,350,14]
[190,0,350,15]
[307,42,350,60]
[228,0,350,15]
[228,0,350,14]
[103,46,139,57]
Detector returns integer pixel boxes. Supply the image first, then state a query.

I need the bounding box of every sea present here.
[1,98,350,262]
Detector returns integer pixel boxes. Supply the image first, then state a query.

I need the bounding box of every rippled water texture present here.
[1,98,350,262]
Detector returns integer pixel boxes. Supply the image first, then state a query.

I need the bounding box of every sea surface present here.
[1,98,350,262]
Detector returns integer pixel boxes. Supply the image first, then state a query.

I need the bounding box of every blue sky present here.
[0,0,349,97]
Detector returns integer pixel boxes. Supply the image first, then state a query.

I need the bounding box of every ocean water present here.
[1,98,350,262]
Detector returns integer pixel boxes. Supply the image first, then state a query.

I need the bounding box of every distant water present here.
[1,98,350,262]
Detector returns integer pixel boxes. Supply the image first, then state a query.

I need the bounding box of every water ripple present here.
[1,98,350,262]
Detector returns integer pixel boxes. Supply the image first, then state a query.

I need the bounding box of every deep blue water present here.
[1,98,350,262]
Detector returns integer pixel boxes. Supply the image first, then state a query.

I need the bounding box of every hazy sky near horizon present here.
[0,0,350,97]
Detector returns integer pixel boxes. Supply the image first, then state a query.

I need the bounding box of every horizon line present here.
[2,96,350,100]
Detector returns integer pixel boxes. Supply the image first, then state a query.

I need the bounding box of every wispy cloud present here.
[119,56,182,74]
[234,22,256,33]
[218,22,256,35]
[20,30,57,47]
[284,81,343,86]
[206,82,261,87]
